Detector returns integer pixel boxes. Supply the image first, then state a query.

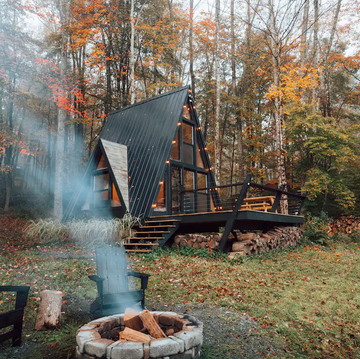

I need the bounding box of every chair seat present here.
[102,290,143,306]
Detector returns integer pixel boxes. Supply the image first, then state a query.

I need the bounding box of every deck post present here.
[270,184,285,213]
[218,174,252,252]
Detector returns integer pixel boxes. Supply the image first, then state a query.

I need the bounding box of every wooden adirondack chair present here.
[0,286,30,347]
[89,247,150,318]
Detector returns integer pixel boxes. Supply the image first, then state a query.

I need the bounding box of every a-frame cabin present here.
[64,86,305,253]
[64,86,218,221]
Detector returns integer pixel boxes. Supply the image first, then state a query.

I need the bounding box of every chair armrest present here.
[0,286,30,310]
[127,271,150,278]
[89,276,105,297]
[127,272,150,290]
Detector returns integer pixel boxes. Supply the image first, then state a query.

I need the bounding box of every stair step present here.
[124,243,159,246]
[139,225,176,229]
[146,219,180,223]
[128,237,164,240]
[126,249,153,253]
[136,231,170,234]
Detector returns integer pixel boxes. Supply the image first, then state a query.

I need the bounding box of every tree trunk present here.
[214,0,221,185]
[35,290,63,330]
[130,0,135,104]
[300,0,309,66]
[54,1,69,222]
[269,0,288,214]
[189,0,195,99]
[312,0,319,107]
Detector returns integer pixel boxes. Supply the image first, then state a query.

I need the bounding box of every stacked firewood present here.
[228,226,303,259]
[173,233,221,250]
[328,216,360,235]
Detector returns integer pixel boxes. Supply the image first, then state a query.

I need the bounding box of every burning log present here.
[139,310,166,338]
[124,308,144,331]
[120,327,151,344]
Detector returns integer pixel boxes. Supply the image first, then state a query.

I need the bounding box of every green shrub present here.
[26,213,141,247]
[303,212,330,245]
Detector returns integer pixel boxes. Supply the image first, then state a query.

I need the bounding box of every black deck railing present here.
[181,174,307,252]
[181,176,306,216]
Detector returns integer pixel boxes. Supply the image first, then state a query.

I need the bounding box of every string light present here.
[172,141,176,144]
[159,181,163,185]
[166,160,170,164]
[177,122,181,126]
[152,204,157,208]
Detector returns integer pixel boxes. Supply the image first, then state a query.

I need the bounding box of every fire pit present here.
[76,310,203,359]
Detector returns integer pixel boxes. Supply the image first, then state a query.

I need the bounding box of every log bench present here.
[0,286,30,347]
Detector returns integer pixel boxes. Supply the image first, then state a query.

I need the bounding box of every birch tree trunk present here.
[214,0,221,185]
[130,0,135,105]
[53,1,69,222]
[312,0,319,107]
[300,0,309,66]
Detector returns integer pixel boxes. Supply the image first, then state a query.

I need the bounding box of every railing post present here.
[270,184,285,213]
[218,174,252,252]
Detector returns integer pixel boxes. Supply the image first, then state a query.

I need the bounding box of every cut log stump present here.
[35,290,63,330]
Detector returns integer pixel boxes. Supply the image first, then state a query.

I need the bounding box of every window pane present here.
[156,179,166,211]
[182,106,191,121]
[111,183,121,207]
[183,143,193,165]
[171,167,181,214]
[183,123,193,144]
[197,173,207,192]
[196,135,206,168]
[170,130,180,160]
[198,193,208,212]
[94,173,109,191]
[184,170,194,190]
[97,155,107,170]
[94,190,109,207]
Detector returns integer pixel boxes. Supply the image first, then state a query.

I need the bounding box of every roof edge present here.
[109,85,190,116]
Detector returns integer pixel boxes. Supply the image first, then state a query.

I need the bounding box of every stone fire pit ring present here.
[76,311,203,359]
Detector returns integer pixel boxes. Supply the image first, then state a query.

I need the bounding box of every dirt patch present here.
[147,300,282,359]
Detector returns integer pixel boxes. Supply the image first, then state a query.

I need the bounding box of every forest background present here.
[0,0,359,220]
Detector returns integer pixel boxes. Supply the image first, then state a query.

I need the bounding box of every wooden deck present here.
[151,209,304,233]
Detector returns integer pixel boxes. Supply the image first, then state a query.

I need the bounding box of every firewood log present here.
[139,310,166,339]
[120,327,151,344]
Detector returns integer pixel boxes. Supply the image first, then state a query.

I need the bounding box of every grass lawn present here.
[1,215,360,358]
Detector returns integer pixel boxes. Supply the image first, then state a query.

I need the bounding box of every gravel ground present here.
[147,301,283,359]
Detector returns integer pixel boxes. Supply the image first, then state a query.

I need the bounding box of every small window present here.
[182,106,192,121]
[170,130,180,161]
[97,155,107,170]
[155,179,166,211]
[183,123,193,144]
[94,173,109,191]
[111,183,121,207]
[183,143,193,165]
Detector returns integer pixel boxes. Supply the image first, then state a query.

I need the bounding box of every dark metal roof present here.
[100,86,189,217]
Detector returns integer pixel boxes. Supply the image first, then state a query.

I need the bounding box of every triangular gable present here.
[100,86,190,218]
[100,139,129,210]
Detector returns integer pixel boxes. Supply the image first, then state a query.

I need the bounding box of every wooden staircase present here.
[124,218,180,253]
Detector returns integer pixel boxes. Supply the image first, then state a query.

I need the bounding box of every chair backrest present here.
[95,247,129,295]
